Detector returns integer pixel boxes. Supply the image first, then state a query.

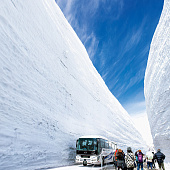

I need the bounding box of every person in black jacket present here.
[116,149,126,170]
[153,149,165,170]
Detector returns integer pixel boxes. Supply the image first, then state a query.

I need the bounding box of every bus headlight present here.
[76,155,81,160]
[91,156,97,161]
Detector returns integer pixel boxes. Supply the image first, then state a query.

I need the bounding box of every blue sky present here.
[56,0,163,115]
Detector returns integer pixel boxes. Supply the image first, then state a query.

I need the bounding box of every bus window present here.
[101,139,105,148]
[97,139,104,154]
[105,141,109,149]
[97,140,101,154]
[77,138,97,151]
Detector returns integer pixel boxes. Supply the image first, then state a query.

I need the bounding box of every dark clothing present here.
[116,152,126,170]
[158,163,165,170]
[154,151,165,164]
[127,168,133,170]
[152,157,155,168]
[154,151,165,170]
[152,160,156,168]
[117,152,125,161]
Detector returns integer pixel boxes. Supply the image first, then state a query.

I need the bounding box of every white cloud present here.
[101,0,124,20]
[126,68,145,90]
[86,34,99,60]
[56,0,100,61]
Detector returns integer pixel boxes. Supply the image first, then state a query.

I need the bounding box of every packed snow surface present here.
[144,0,170,163]
[0,0,146,169]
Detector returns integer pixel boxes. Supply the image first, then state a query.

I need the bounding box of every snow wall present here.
[144,0,170,163]
[0,0,146,169]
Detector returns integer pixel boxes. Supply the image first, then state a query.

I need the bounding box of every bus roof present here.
[79,135,107,141]
[78,135,117,144]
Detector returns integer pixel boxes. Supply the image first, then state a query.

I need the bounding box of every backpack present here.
[117,152,124,160]
[138,153,143,162]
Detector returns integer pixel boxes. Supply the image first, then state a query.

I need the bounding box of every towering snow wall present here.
[144,0,170,162]
[0,0,146,169]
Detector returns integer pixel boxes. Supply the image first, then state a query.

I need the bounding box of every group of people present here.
[114,147,166,170]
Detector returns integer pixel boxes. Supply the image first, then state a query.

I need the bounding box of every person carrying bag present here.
[116,149,126,170]
[125,147,136,170]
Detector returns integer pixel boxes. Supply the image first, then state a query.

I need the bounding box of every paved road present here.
[48,164,116,170]
[49,162,159,170]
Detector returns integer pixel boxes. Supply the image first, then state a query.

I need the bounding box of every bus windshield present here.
[77,138,97,151]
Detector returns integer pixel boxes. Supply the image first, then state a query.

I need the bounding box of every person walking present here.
[154,149,165,170]
[114,148,118,168]
[152,152,156,169]
[146,150,154,169]
[135,150,144,170]
[125,147,135,170]
[116,149,126,170]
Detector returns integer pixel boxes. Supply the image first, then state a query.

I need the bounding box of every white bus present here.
[75,135,117,166]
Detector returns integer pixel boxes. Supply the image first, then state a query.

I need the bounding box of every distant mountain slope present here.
[0,0,145,169]
[144,0,170,162]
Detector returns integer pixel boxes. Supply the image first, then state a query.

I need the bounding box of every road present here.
[48,164,116,170]
[48,162,154,170]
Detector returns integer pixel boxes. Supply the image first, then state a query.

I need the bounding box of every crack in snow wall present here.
[0,0,146,169]
[144,0,170,163]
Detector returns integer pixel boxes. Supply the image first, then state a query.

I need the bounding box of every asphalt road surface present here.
[48,164,116,170]
[48,162,155,170]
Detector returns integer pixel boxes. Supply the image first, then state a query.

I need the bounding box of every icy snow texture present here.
[0,0,146,169]
[144,0,170,163]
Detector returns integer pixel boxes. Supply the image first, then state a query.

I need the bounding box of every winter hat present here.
[139,150,141,152]
[127,147,132,151]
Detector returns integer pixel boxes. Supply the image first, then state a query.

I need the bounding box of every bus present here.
[75,135,117,166]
